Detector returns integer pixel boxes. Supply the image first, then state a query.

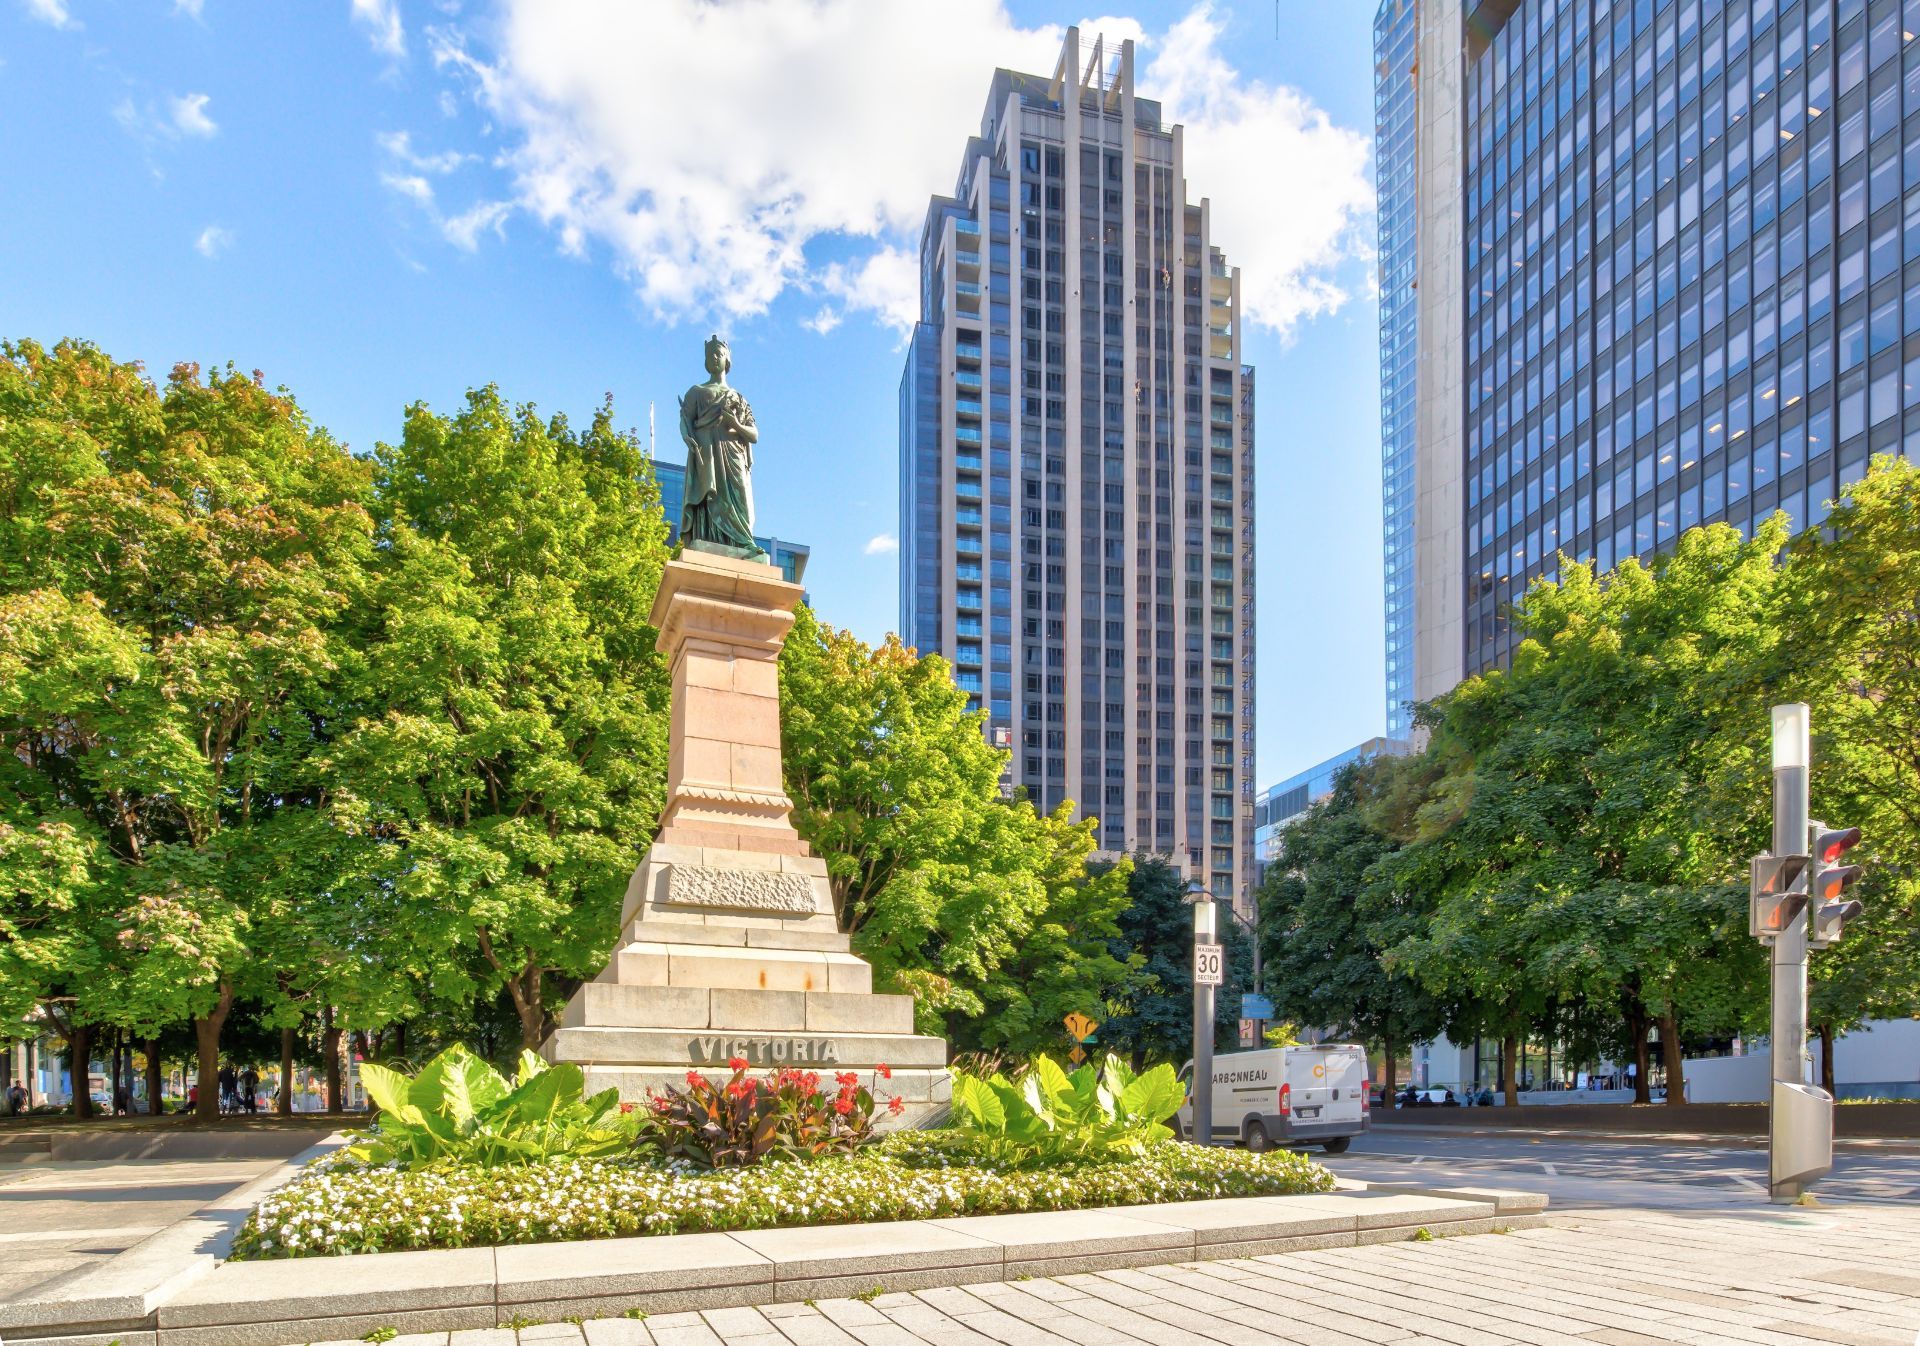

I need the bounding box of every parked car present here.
[1176,1044,1371,1153]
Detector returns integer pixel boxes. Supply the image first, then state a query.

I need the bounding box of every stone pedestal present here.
[544,550,950,1113]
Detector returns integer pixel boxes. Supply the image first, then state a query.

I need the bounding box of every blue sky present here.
[0,0,1385,788]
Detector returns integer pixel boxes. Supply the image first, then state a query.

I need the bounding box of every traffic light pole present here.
[1769,704,1810,1109]
[1768,703,1829,1202]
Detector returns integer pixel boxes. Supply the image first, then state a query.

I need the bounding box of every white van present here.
[1176,1044,1371,1153]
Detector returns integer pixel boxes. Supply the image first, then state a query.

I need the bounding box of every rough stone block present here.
[730,1219,1001,1280]
[1104,1196,1354,1244]
[497,1232,770,1306]
[803,992,914,1035]
[157,1248,496,1328]
[824,954,872,995]
[927,1209,1193,1262]
[709,988,808,1032]
[564,984,712,1030]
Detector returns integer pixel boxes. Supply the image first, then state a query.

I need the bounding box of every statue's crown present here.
[705,334,728,359]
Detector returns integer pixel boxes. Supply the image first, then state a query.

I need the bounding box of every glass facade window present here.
[1458,0,1912,676]
[1376,0,1421,735]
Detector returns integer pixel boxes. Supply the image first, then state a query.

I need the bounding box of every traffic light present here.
[1749,852,1808,940]
[1808,823,1865,949]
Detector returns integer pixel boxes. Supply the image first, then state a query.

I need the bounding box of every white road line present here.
[1543,1162,1559,1175]
[1727,1173,1766,1192]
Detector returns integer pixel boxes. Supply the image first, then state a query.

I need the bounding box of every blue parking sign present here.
[1240,993,1274,1020]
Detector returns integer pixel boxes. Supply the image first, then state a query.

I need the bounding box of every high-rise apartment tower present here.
[899,28,1257,913]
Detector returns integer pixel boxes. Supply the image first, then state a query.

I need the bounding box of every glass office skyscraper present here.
[1448,0,1907,674]
[899,27,1258,911]
[1377,0,1422,735]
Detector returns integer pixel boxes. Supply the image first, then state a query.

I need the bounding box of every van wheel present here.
[1245,1120,1270,1153]
[1321,1136,1351,1154]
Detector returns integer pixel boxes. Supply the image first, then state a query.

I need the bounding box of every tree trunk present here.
[69,1024,94,1119]
[322,1006,343,1115]
[506,964,547,1051]
[193,984,234,1122]
[1628,1014,1651,1102]
[1657,1012,1685,1105]
[1382,1034,1397,1106]
[145,1038,163,1115]
[1818,1023,1837,1095]
[278,1026,295,1116]
[393,1021,407,1064]
[1501,1034,1519,1107]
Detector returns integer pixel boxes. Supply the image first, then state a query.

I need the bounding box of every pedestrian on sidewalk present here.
[217,1063,237,1115]
[5,1081,25,1115]
[240,1065,259,1115]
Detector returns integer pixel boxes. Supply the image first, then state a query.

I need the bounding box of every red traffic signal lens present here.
[1817,826,1862,863]
[1816,864,1863,900]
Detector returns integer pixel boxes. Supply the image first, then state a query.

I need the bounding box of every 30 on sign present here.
[1194,942,1224,986]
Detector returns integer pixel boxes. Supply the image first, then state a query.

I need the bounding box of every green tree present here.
[0,340,378,1117]
[334,388,672,1050]
[780,612,1141,1049]
[1257,754,1446,1101]
[1781,457,1920,1081]
[1389,521,1783,1102]
[1096,856,1250,1064]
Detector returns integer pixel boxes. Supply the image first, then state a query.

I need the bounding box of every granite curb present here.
[0,1183,1543,1346]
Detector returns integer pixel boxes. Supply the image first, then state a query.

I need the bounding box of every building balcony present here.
[955,342,983,364]
[955,249,981,276]
[954,369,982,390]
[955,218,980,237]
[955,281,982,310]
[954,453,982,471]
[955,397,983,419]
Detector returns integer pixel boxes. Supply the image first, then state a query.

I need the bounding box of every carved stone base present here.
[542,551,949,1120]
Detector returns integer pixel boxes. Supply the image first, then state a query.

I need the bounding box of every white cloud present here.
[420,1,1371,337]
[378,131,508,251]
[195,224,233,258]
[441,198,510,250]
[173,0,204,18]
[169,92,217,137]
[23,0,73,28]
[377,129,469,174]
[802,308,842,336]
[351,0,404,56]
[864,533,899,556]
[381,171,436,208]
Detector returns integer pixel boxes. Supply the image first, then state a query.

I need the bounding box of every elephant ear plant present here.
[945,1052,1186,1165]
[345,1044,636,1168]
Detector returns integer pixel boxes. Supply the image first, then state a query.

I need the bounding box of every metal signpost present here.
[1192,895,1219,1146]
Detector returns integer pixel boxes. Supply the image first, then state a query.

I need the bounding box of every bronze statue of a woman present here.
[677,336,764,560]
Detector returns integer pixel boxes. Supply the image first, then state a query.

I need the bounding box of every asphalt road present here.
[1317,1125,1920,1211]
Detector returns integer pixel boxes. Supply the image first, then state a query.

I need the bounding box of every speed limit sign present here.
[1194,942,1224,986]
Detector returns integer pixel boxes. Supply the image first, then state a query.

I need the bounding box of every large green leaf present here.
[1117,1063,1184,1123]
[497,1060,580,1128]
[357,1060,413,1117]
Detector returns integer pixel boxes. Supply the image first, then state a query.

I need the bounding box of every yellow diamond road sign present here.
[1063,1013,1100,1042]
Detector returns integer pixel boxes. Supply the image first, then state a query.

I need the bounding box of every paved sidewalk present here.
[0,1156,278,1301]
[349,1202,1920,1346]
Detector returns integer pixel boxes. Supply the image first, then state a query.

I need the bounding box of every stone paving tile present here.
[556,1206,1920,1346]
[583,1321,653,1346]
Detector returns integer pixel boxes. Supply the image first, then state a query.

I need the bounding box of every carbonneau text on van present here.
[1214,1067,1273,1085]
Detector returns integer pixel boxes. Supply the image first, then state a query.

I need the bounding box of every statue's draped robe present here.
[678,382,758,553]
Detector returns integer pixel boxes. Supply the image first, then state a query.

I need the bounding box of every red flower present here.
[619,1101,637,1115]
[835,1071,859,1089]
[685,1070,704,1089]
[802,1072,821,1096]
[649,1095,672,1114]
[834,1096,854,1115]
[728,1056,749,1071]
[888,1096,905,1115]
[876,1063,892,1080]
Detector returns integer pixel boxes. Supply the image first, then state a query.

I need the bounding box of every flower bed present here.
[230,1134,1334,1261]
